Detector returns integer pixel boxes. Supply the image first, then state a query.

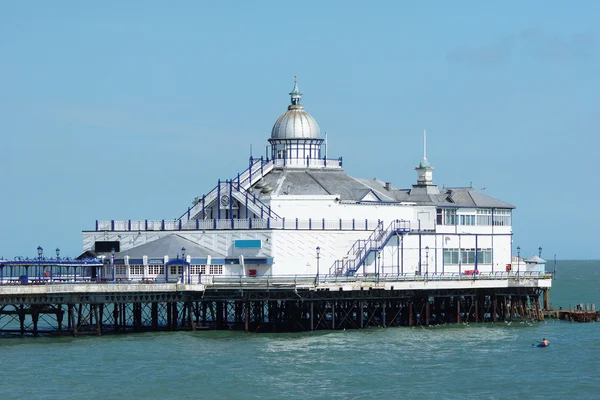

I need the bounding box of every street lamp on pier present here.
[111,247,115,282]
[316,246,321,283]
[53,247,60,280]
[181,247,186,284]
[538,246,542,258]
[425,246,429,278]
[37,246,43,281]
[517,246,521,277]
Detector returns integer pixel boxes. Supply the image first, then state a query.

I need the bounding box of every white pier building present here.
[84,79,522,283]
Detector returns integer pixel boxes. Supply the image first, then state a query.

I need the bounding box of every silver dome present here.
[271,105,321,139]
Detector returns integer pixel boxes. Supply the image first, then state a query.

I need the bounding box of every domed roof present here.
[271,79,321,140]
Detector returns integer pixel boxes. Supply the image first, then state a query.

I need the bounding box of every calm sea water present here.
[0,260,598,400]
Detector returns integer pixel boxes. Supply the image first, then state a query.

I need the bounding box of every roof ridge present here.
[305,170,332,194]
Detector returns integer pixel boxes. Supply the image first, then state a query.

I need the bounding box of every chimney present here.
[385,182,392,191]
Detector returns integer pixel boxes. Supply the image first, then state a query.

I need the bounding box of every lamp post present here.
[377,251,381,280]
[37,246,43,282]
[316,246,321,283]
[517,246,521,277]
[425,246,429,279]
[111,247,115,282]
[54,247,60,281]
[181,247,186,284]
[538,246,542,258]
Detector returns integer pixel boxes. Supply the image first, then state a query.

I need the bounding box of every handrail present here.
[331,219,411,276]
[0,271,552,287]
[177,158,274,222]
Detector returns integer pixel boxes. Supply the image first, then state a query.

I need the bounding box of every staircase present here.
[330,219,411,276]
[179,157,276,222]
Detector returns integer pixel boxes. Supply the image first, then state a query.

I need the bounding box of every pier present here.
[0,273,551,336]
[543,306,598,323]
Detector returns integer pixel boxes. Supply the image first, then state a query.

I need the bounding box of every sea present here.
[0,260,598,400]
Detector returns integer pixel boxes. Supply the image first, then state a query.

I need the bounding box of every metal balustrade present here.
[331,219,412,276]
[95,218,405,232]
[0,270,551,286]
[177,157,276,223]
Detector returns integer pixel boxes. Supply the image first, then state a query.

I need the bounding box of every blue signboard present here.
[235,240,262,249]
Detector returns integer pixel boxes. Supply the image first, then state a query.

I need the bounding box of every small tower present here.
[290,78,302,105]
[415,129,434,185]
[269,77,323,167]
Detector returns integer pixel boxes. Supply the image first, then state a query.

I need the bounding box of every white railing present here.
[272,158,343,169]
[97,218,421,232]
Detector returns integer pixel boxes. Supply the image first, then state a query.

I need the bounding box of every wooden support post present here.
[382,302,387,328]
[457,298,461,324]
[474,296,479,323]
[492,295,498,322]
[244,301,249,333]
[188,303,195,331]
[360,301,364,329]
[151,302,158,330]
[77,303,83,328]
[67,304,73,331]
[57,305,63,332]
[99,304,104,331]
[332,300,336,330]
[310,301,314,331]
[425,299,430,327]
[32,307,39,337]
[113,303,119,332]
[70,304,77,336]
[166,301,172,329]
[409,301,413,327]
[543,289,550,310]
[19,305,25,335]
[173,302,179,329]
[95,305,101,336]
[510,297,515,322]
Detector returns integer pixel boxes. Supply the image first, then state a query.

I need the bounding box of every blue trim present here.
[217,179,221,220]
[244,257,273,265]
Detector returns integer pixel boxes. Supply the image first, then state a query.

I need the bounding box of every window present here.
[116,266,127,275]
[148,264,164,275]
[444,209,457,225]
[443,248,460,264]
[476,209,492,226]
[130,265,143,275]
[169,265,183,275]
[443,248,492,264]
[459,215,475,226]
[190,265,206,274]
[494,209,512,226]
[209,265,223,274]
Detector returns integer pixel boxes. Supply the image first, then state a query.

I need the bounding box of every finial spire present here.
[289,75,302,105]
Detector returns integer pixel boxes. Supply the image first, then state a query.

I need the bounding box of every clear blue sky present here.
[1,1,598,259]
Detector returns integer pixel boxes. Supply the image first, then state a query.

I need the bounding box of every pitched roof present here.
[116,234,223,259]
[525,256,546,263]
[249,168,514,208]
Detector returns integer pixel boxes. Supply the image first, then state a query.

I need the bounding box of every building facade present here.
[83,79,516,282]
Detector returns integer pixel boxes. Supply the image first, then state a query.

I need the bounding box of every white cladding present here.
[84,81,517,279]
